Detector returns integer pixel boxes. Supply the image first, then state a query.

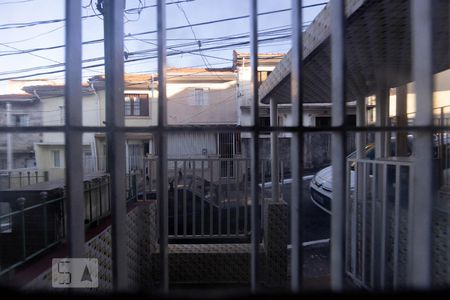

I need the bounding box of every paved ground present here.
[286,178,331,290]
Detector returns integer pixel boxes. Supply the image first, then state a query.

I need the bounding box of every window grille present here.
[124,94,149,116]
[0,0,444,294]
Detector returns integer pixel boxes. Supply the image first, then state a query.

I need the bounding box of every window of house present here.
[13,114,29,126]
[191,88,209,106]
[124,94,149,116]
[315,116,331,128]
[52,150,61,168]
[0,202,12,234]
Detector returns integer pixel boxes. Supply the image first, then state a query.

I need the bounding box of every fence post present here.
[16,197,26,259]
[43,171,49,182]
[40,192,48,246]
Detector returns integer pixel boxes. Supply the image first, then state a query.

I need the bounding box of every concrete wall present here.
[167,81,237,125]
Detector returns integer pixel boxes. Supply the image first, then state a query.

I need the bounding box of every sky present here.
[0,0,327,94]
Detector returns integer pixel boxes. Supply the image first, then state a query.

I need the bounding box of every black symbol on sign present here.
[81,265,92,282]
[57,260,71,284]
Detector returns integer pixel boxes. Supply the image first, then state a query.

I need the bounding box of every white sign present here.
[52,258,98,288]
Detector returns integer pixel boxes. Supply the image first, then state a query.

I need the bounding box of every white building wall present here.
[168,132,217,158]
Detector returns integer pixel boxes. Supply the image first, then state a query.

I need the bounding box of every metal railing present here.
[0,193,65,277]
[0,174,120,277]
[142,157,285,241]
[0,170,49,190]
[345,157,414,290]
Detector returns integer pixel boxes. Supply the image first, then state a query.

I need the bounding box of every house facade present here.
[0,51,353,180]
[0,93,41,170]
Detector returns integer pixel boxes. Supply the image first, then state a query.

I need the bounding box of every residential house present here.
[235,50,356,174]
[0,93,41,170]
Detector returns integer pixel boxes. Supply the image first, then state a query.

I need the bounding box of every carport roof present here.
[260,0,450,104]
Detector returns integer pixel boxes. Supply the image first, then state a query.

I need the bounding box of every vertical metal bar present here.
[193,160,196,235]
[393,165,401,288]
[157,0,169,291]
[98,180,103,219]
[244,158,249,235]
[280,160,284,196]
[380,164,387,288]
[227,159,231,236]
[64,0,85,262]
[143,158,148,201]
[149,159,153,193]
[88,182,93,223]
[201,160,205,236]
[250,0,260,291]
[270,97,280,202]
[350,161,356,277]
[356,97,366,159]
[236,159,240,235]
[290,0,304,292]
[409,0,434,288]
[104,0,127,290]
[362,162,367,284]
[331,0,347,291]
[174,160,178,236]
[183,160,187,236]
[370,162,377,287]
[395,86,408,157]
[17,197,26,259]
[218,160,222,235]
[41,192,48,246]
[260,160,264,232]
[345,162,351,275]
[209,159,213,235]
[375,86,388,158]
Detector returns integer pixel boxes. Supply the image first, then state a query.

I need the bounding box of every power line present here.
[175,1,227,81]
[0,7,297,58]
[0,1,325,37]
[0,24,65,45]
[0,41,102,75]
[0,22,292,57]
[0,27,290,76]
[0,35,289,81]
[127,35,233,62]
[0,0,196,30]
